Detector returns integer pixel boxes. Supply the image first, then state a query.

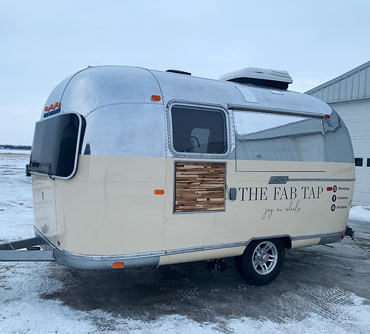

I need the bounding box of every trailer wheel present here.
[235,239,285,286]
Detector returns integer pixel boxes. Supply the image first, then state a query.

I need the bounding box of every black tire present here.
[235,239,285,286]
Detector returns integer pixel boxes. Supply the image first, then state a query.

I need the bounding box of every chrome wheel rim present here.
[252,241,278,275]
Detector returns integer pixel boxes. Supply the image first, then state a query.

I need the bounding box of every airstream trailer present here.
[1,65,355,285]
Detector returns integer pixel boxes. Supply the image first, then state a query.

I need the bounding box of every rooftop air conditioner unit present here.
[220,67,293,90]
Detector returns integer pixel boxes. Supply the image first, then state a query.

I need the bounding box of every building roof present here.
[305,60,370,103]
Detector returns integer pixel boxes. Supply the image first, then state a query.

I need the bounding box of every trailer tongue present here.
[0,237,55,262]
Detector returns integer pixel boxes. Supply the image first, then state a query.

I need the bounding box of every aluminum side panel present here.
[53,155,166,255]
[33,156,354,258]
[164,158,354,250]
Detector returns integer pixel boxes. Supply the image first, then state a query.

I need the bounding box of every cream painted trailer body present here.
[24,66,355,285]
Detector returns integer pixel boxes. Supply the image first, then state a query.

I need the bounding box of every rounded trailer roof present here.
[43,66,331,118]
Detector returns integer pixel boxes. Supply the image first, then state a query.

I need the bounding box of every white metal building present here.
[306,61,370,206]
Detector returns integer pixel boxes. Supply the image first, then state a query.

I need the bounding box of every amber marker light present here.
[44,106,49,111]
[50,104,54,110]
[54,102,60,108]
[154,189,165,195]
[151,95,161,102]
[112,262,124,269]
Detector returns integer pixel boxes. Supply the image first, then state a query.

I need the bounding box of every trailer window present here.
[355,158,363,167]
[171,106,227,154]
[29,113,83,179]
[234,111,325,163]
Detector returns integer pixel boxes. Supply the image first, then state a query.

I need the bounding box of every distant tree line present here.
[0,144,31,150]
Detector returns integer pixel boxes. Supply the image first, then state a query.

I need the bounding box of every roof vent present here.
[166,69,191,76]
[220,67,293,90]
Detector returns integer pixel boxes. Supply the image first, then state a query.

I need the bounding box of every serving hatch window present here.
[171,105,227,155]
[29,113,83,179]
[234,110,325,164]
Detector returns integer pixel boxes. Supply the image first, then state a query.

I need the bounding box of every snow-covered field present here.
[349,206,370,222]
[0,150,34,241]
[1,152,370,334]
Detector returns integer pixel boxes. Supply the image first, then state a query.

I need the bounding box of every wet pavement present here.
[35,218,370,331]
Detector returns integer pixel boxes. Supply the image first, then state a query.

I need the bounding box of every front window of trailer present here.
[29,113,84,178]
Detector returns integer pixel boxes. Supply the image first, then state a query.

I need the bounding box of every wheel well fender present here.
[281,236,292,249]
[247,236,292,250]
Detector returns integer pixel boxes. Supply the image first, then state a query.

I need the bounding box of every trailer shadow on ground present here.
[40,234,370,329]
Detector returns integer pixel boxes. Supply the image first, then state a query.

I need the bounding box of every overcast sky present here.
[1,0,369,145]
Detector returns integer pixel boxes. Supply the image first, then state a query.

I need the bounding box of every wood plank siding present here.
[175,162,226,212]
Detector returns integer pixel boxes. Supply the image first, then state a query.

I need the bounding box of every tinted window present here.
[355,158,363,166]
[171,106,227,154]
[367,158,370,167]
[29,114,82,178]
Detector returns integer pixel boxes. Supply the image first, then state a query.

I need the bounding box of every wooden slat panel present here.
[175,162,226,212]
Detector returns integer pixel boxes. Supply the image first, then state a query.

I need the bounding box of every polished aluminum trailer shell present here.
[28,65,354,270]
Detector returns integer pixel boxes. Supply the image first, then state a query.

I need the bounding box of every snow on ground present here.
[0,150,34,241]
[0,149,31,155]
[1,152,370,333]
[349,206,370,222]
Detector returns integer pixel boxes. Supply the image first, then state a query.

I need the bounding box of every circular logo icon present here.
[331,204,336,211]
[333,185,337,192]
[332,195,337,202]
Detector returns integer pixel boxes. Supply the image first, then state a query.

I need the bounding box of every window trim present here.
[29,112,84,180]
[167,101,231,159]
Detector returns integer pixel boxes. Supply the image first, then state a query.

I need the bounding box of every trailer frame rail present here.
[0,236,55,262]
